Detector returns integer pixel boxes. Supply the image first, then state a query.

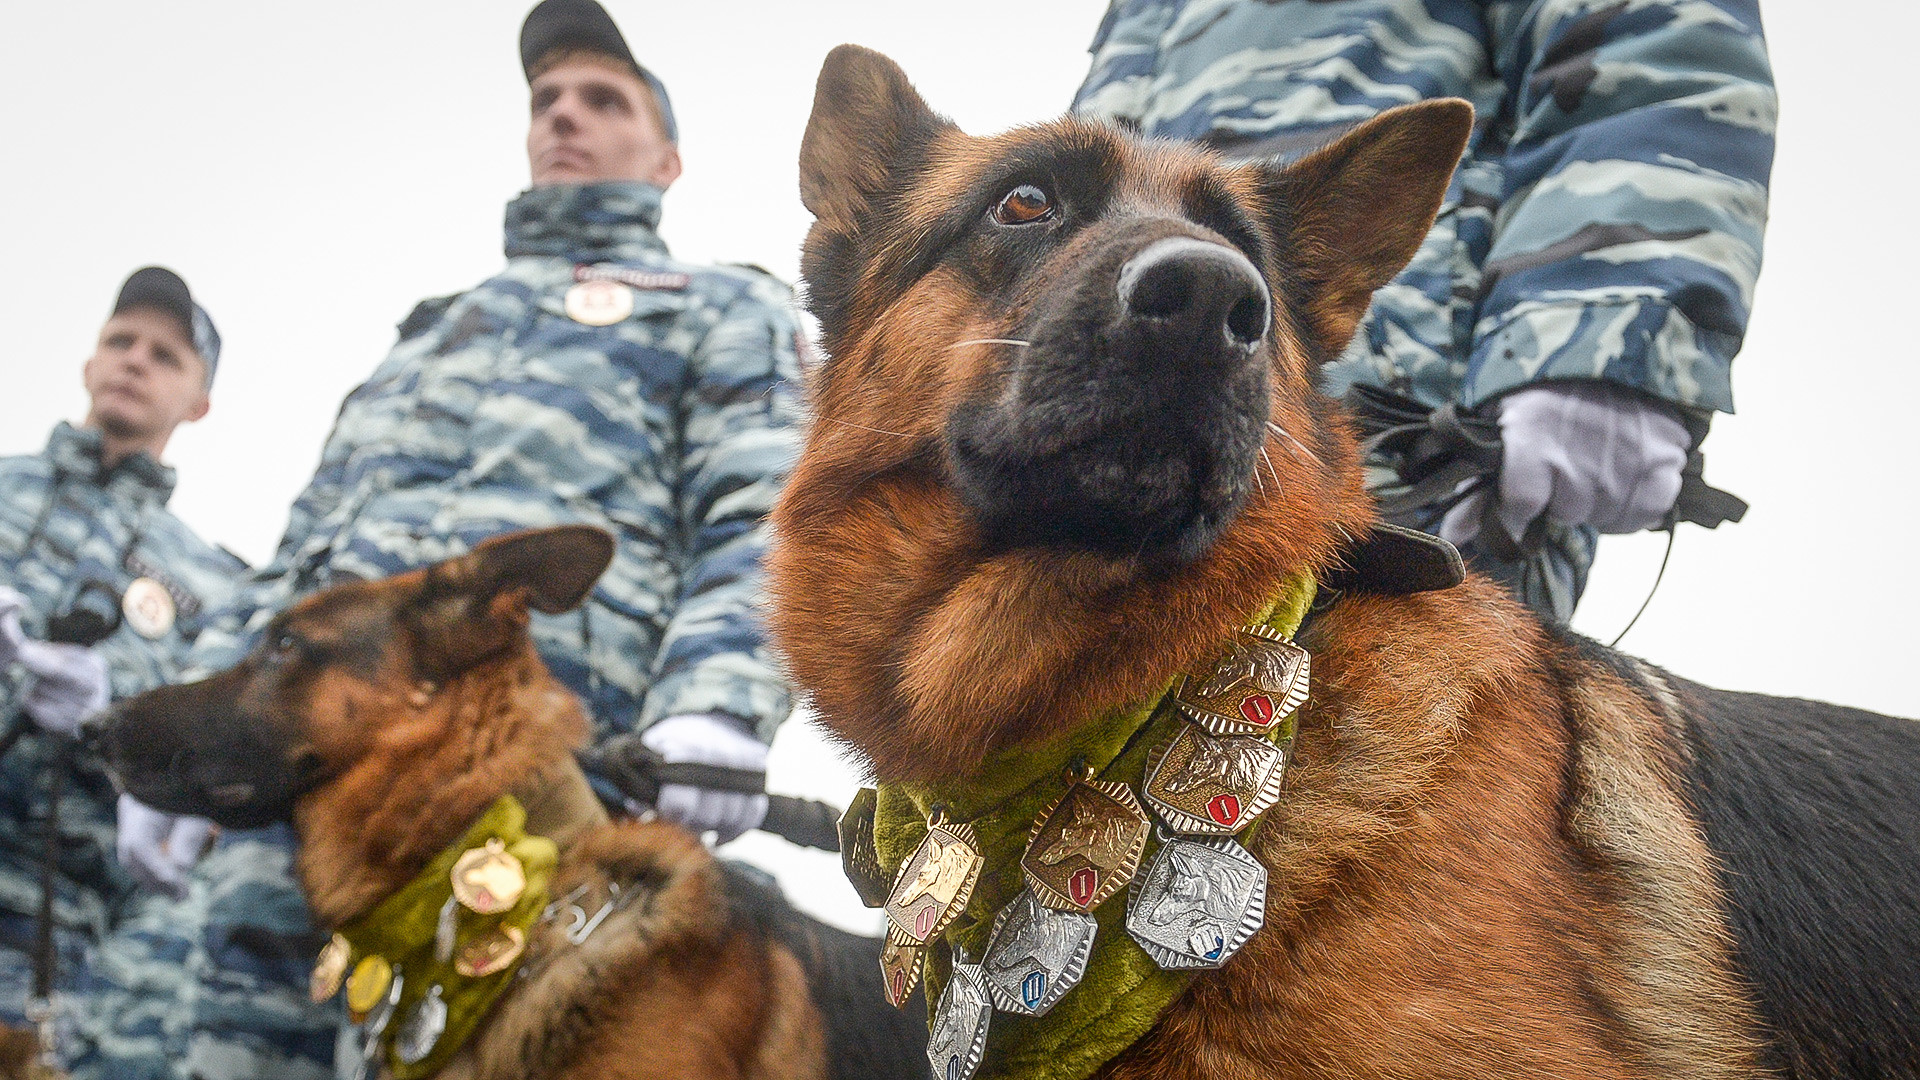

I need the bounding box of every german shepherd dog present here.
[92,527,925,1080]
[767,46,1920,1080]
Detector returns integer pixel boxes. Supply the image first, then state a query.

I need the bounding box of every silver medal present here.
[433,896,459,962]
[926,962,992,1080]
[1126,837,1267,970]
[395,983,448,1065]
[979,888,1096,1017]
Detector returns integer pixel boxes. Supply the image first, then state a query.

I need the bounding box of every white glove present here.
[15,638,110,738]
[116,794,215,899]
[0,586,29,668]
[1440,383,1689,547]
[639,713,770,845]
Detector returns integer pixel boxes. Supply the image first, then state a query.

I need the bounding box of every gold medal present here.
[344,954,392,1020]
[883,811,984,946]
[1142,722,1289,835]
[309,933,351,1004]
[451,837,526,914]
[453,925,526,978]
[1173,625,1310,737]
[1021,770,1151,912]
[840,787,890,909]
[563,279,634,326]
[878,936,924,1008]
[122,577,176,639]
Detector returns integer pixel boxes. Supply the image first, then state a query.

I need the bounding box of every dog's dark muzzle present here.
[92,678,314,829]
[947,229,1275,565]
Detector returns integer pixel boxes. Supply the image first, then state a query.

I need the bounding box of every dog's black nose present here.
[1117,237,1271,349]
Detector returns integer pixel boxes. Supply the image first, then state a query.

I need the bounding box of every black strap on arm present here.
[1343,384,1748,546]
[578,733,843,852]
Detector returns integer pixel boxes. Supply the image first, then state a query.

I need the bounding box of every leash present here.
[577,735,844,852]
[1345,384,1745,637]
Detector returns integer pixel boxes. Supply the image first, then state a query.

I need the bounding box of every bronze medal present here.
[883,812,984,946]
[122,577,175,639]
[344,954,392,1020]
[563,278,634,326]
[451,837,526,914]
[1021,773,1151,912]
[840,787,890,909]
[310,933,351,1004]
[453,924,526,978]
[1142,722,1289,835]
[878,936,924,1009]
[1173,625,1310,737]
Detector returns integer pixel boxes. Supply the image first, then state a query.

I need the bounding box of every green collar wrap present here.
[336,795,557,1078]
[872,574,1316,1080]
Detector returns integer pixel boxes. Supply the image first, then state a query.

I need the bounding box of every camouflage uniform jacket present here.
[191,182,802,745]
[1073,0,1776,420]
[0,422,243,935]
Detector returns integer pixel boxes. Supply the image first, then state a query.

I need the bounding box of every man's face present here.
[82,306,211,444]
[527,58,682,188]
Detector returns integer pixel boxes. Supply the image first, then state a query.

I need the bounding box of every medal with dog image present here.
[395,983,448,1066]
[1126,835,1268,970]
[878,936,924,1009]
[883,810,984,946]
[1143,722,1289,835]
[345,954,393,1022]
[1021,765,1151,912]
[451,837,526,914]
[454,925,527,978]
[927,957,992,1080]
[979,887,1097,1017]
[1173,624,1309,737]
[310,933,352,1004]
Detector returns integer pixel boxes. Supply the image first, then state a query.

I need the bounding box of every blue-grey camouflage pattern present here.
[175,181,805,1079]
[1073,0,1775,620]
[0,422,244,1071]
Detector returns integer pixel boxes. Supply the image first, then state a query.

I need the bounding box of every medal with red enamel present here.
[1020,771,1151,913]
[1172,624,1309,737]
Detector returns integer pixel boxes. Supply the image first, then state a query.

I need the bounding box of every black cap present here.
[519,0,678,143]
[111,267,221,384]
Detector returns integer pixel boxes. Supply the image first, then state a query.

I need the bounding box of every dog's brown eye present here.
[993,184,1054,226]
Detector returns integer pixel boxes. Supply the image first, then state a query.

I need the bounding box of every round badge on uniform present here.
[122,577,176,639]
[564,279,634,326]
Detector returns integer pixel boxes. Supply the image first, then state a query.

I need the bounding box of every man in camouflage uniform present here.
[0,266,244,1077]
[1074,0,1775,621]
[172,2,803,1075]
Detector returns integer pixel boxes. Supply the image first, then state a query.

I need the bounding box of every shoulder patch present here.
[575,264,691,292]
[396,293,465,342]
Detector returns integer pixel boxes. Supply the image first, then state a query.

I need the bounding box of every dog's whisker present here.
[948,338,1033,350]
[1260,445,1282,496]
[1251,456,1267,495]
[1268,420,1322,467]
[821,417,917,440]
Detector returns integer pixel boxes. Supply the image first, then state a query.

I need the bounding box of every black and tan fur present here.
[95,526,925,1080]
[767,45,1920,1079]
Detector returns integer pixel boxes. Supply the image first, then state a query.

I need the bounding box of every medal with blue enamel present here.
[979,887,1097,1017]
[927,960,991,1080]
[1126,836,1267,970]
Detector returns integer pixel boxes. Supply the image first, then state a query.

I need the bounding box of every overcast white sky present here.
[3,2,1915,931]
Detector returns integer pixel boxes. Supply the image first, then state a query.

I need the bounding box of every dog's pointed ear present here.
[1254,99,1473,360]
[450,526,615,615]
[407,526,614,680]
[800,44,952,234]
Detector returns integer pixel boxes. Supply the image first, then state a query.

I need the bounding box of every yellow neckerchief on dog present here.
[871,574,1316,1080]
[334,795,557,1078]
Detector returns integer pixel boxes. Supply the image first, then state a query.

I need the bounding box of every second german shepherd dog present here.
[94,527,925,1080]
[767,45,1920,1080]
